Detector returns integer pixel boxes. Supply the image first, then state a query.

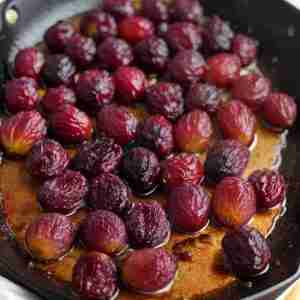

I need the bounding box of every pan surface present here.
[0,1,299,299]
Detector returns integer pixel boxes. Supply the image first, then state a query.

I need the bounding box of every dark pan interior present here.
[0,0,300,299]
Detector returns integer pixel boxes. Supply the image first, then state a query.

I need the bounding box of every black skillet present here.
[0,0,299,299]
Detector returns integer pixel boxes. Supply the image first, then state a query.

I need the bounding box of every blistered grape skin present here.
[203,15,234,52]
[75,69,115,112]
[204,139,250,185]
[249,169,286,209]
[222,226,271,278]
[145,82,184,121]
[262,92,297,129]
[134,36,169,72]
[65,33,96,68]
[97,37,133,70]
[186,82,223,114]
[42,85,76,113]
[119,16,155,44]
[205,53,241,88]
[26,139,69,180]
[114,66,147,104]
[80,10,118,42]
[80,210,128,255]
[38,170,88,215]
[89,173,131,215]
[103,0,135,20]
[97,104,139,146]
[232,73,272,111]
[165,22,202,52]
[232,34,258,66]
[50,105,93,144]
[5,77,39,113]
[141,0,169,23]
[42,54,76,86]
[45,21,75,53]
[125,201,170,248]
[138,115,174,158]
[168,50,206,86]
[14,48,45,80]
[72,138,123,177]
[170,0,204,23]
[162,153,204,190]
[72,252,119,300]
[122,147,161,196]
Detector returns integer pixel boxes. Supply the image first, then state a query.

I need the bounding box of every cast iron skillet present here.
[0,0,299,299]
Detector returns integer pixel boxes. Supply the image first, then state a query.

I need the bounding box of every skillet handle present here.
[0,0,19,37]
[0,0,19,62]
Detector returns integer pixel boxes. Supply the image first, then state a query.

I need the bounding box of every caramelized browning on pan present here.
[0,121,285,300]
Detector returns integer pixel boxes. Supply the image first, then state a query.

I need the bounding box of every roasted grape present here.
[203,15,234,52]
[138,115,174,157]
[122,248,177,294]
[65,33,96,68]
[103,0,135,20]
[165,22,202,52]
[249,169,286,209]
[232,73,272,111]
[5,77,39,113]
[89,173,131,215]
[80,10,117,42]
[114,66,146,104]
[119,16,154,44]
[125,201,170,248]
[14,48,45,80]
[72,138,123,177]
[73,252,119,300]
[97,37,133,70]
[217,100,257,146]
[205,139,250,184]
[162,153,204,190]
[167,183,210,233]
[174,110,213,153]
[122,147,160,195]
[145,82,184,120]
[25,213,76,261]
[38,170,88,215]
[42,85,76,113]
[170,0,203,23]
[212,176,256,228]
[26,139,69,179]
[50,105,93,144]
[80,210,128,255]
[168,50,206,86]
[45,21,75,53]
[42,54,76,86]
[186,82,223,114]
[134,36,169,72]
[222,226,271,278]
[0,111,47,156]
[97,104,138,146]
[263,92,297,130]
[76,69,115,111]
[141,0,169,23]
[232,34,258,66]
[205,53,241,87]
